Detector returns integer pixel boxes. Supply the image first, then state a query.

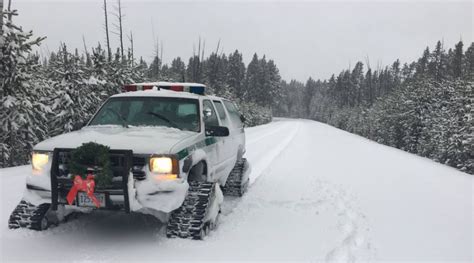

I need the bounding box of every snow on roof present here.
[129,81,206,87]
[112,89,202,99]
[206,94,228,101]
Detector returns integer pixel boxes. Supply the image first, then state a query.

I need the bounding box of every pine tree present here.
[244,53,261,102]
[303,78,317,116]
[47,44,93,136]
[227,50,246,100]
[0,9,46,166]
[463,43,474,80]
[148,55,161,80]
[169,57,186,82]
[416,47,430,77]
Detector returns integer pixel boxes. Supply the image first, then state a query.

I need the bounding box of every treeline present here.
[275,40,473,174]
[146,49,281,125]
[0,9,280,167]
[1,7,472,174]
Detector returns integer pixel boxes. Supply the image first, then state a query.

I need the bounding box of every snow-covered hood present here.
[34,125,199,154]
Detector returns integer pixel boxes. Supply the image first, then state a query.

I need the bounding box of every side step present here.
[222,158,250,197]
[8,200,51,230]
[166,181,217,240]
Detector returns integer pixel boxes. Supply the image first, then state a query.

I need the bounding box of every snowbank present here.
[0,119,472,261]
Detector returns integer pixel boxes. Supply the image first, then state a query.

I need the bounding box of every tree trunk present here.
[0,0,4,36]
[129,31,133,65]
[103,0,111,61]
[117,0,124,61]
[7,0,11,21]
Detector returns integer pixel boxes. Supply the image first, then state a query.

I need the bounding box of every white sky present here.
[10,0,474,81]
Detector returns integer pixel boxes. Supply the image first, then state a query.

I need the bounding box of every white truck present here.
[8,82,250,239]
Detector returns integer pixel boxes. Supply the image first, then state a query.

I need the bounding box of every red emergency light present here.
[122,83,205,95]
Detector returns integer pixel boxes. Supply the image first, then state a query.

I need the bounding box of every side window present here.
[213,101,227,122]
[202,100,219,127]
[223,100,243,127]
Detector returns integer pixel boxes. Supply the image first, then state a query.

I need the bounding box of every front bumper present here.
[22,148,188,215]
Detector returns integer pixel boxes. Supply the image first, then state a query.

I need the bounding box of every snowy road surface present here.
[1,119,472,262]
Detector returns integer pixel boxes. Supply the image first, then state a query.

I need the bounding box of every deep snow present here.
[0,118,472,262]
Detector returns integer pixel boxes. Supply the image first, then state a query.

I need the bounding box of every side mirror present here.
[205,126,229,137]
[203,107,212,120]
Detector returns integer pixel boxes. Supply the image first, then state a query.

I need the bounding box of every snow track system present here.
[166,181,218,240]
[222,158,250,197]
[8,200,51,230]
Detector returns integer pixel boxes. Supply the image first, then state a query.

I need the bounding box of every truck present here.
[8,82,250,239]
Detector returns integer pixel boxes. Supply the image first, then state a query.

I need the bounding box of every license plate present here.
[77,192,106,208]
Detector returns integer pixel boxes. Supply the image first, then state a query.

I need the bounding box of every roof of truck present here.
[112,88,203,99]
[115,81,230,101]
[127,81,206,87]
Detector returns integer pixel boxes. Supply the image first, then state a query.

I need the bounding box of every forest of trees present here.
[1,5,472,175]
[0,7,279,167]
[275,40,473,174]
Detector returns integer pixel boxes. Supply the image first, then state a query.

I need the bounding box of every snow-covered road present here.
[0,119,472,262]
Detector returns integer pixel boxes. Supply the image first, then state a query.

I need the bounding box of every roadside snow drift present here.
[0,119,472,262]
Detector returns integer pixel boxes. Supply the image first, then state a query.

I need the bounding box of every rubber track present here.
[222,158,249,197]
[8,200,50,230]
[166,181,215,240]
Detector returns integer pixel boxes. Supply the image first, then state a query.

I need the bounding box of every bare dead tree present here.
[365,55,371,70]
[82,35,88,56]
[160,40,163,65]
[113,0,124,61]
[127,30,133,65]
[151,18,160,62]
[103,0,111,61]
[197,37,201,60]
[201,39,205,62]
[215,39,221,55]
[0,0,4,35]
[7,0,12,21]
[196,37,202,81]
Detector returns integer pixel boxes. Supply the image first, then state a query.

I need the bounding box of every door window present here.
[213,101,228,123]
[203,100,219,127]
[223,100,243,127]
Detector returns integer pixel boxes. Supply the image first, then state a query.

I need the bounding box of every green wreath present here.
[68,142,112,188]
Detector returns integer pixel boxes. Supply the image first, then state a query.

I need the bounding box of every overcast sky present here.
[10,0,473,81]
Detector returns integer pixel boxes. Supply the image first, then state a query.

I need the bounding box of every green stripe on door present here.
[176,137,217,160]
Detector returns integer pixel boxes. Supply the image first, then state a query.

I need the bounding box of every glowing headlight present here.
[149,156,178,180]
[32,152,50,173]
[150,157,173,174]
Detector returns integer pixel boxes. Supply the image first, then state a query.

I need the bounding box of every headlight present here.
[149,156,178,180]
[32,152,50,174]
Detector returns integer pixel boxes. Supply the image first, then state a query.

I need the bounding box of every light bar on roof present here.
[122,84,154,92]
[159,85,205,95]
[123,83,205,95]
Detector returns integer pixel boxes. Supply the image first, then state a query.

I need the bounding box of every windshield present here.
[89,97,200,132]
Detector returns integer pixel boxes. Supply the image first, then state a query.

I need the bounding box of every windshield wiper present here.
[147,112,181,130]
[106,108,129,128]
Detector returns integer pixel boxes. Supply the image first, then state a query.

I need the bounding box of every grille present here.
[131,156,147,180]
[56,151,146,180]
[51,148,133,212]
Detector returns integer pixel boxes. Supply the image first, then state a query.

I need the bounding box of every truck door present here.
[202,100,225,179]
[213,100,236,163]
[223,100,245,158]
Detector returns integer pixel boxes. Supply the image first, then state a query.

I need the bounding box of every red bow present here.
[66,174,100,208]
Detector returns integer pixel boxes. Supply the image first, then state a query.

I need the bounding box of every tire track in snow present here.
[245,120,301,184]
[245,121,290,146]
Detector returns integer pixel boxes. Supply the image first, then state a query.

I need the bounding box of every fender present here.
[187,149,212,180]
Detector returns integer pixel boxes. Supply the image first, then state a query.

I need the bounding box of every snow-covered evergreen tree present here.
[0,10,46,167]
